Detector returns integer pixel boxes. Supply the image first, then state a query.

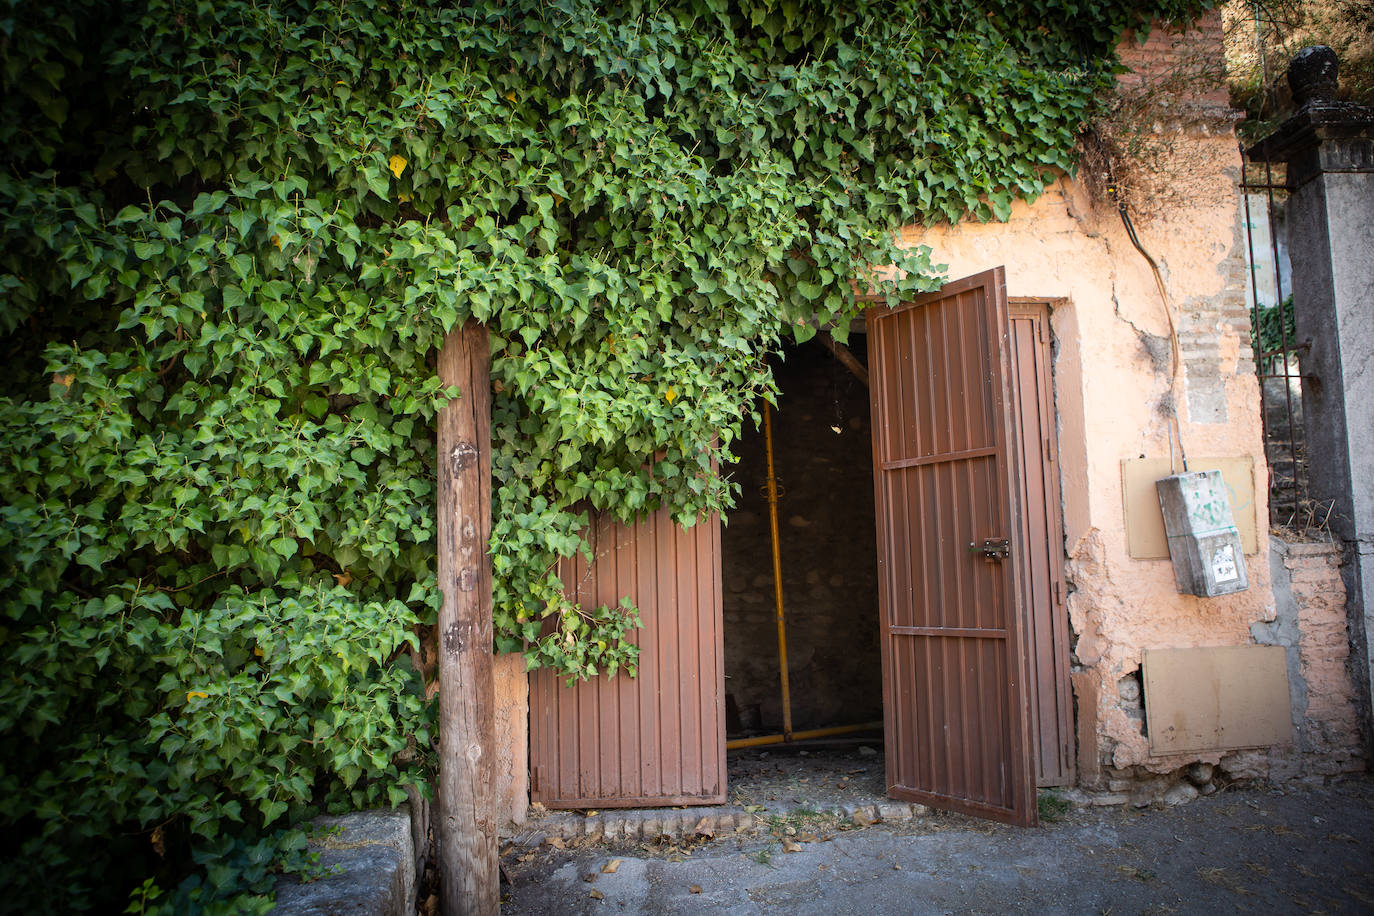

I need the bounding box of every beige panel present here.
[1143,646,1292,755]
[1122,457,1258,558]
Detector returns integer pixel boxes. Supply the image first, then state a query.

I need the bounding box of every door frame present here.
[1007,299,1075,788]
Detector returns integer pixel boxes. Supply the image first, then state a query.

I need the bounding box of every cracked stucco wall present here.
[897,117,1288,784]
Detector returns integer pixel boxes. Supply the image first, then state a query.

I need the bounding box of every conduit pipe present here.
[762,401,793,743]
[723,402,880,752]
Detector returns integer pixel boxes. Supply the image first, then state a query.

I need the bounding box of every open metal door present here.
[867,267,1037,826]
[528,509,726,808]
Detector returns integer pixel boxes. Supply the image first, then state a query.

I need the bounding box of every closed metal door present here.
[1008,302,1075,788]
[867,267,1037,826]
[528,509,726,808]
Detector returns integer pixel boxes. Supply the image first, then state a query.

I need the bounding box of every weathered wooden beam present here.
[816,329,869,387]
[436,322,497,916]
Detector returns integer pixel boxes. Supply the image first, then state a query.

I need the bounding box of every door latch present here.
[968,537,1010,560]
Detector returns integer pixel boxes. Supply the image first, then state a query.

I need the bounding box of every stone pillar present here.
[1248,46,1374,757]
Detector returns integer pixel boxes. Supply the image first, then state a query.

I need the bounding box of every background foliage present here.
[1,0,1205,909]
[1223,0,1374,140]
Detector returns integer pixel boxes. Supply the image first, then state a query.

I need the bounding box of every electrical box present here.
[1155,470,1250,597]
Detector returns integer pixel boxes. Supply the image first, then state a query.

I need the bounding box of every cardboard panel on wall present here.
[1142,646,1292,755]
[1122,457,1258,558]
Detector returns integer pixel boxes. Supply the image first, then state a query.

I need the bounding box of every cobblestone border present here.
[503,797,934,846]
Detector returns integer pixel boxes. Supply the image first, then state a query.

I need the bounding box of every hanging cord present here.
[1106,177,1190,473]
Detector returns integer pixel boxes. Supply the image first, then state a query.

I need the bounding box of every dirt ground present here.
[724,743,888,813]
[499,748,1374,915]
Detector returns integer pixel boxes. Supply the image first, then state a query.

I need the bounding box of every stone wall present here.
[1257,537,1366,776]
[721,340,883,735]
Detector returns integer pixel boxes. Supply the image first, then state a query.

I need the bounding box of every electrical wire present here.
[1107,179,1190,473]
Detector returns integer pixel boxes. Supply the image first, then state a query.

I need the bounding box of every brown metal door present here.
[867,267,1037,826]
[528,509,726,808]
[1008,303,1075,787]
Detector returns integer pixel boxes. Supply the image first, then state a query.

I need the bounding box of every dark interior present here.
[721,336,883,739]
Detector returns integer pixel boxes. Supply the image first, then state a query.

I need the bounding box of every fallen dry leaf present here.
[582,872,598,883]
[783,839,802,853]
[589,889,604,900]
[693,816,714,837]
[544,837,566,849]
[601,859,621,874]
[689,885,702,894]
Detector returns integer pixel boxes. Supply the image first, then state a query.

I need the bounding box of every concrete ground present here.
[500,775,1374,915]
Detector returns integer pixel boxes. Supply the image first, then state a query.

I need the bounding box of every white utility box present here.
[1155,470,1249,597]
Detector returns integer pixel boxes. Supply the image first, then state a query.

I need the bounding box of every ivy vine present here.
[1,0,1208,909]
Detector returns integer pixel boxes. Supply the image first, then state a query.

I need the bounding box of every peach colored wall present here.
[895,63,1286,779]
[494,652,529,827]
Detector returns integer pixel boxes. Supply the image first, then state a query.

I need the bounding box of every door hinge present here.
[968,537,1011,560]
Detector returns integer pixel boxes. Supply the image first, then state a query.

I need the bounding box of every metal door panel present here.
[868,267,1037,826]
[529,510,725,808]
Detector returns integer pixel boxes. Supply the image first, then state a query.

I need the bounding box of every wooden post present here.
[436,322,497,916]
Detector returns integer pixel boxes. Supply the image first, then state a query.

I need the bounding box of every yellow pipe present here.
[727,721,884,750]
[762,402,792,741]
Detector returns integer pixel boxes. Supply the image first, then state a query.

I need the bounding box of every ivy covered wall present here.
[0,0,1208,909]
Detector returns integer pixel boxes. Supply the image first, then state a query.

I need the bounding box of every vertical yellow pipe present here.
[762,402,793,741]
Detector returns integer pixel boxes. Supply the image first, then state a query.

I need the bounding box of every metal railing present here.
[1240,154,1310,528]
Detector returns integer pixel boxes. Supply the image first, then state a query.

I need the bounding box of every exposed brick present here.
[1276,539,1366,772]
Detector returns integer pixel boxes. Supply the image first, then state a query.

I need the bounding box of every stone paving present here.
[500,774,1374,915]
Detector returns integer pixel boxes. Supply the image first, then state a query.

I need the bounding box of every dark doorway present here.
[721,337,883,743]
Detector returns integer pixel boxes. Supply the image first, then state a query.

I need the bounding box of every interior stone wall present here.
[721,340,883,735]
